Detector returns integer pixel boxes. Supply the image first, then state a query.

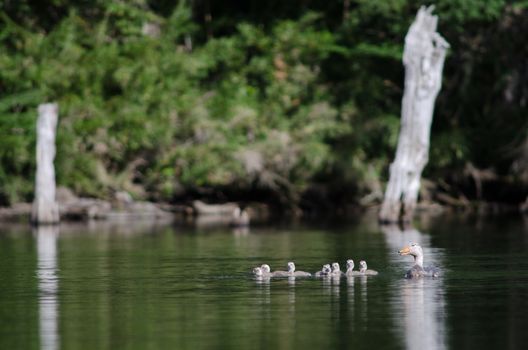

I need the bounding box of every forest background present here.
[1,0,527,214]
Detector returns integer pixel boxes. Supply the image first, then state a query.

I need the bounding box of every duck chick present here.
[331,262,345,277]
[287,261,311,277]
[315,264,332,277]
[358,260,378,275]
[253,266,263,276]
[260,264,274,277]
[345,259,362,276]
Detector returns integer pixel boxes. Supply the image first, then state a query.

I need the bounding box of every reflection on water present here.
[194,215,232,229]
[320,274,341,297]
[1,217,527,349]
[381,225,446,350]
[35,225,59,350]
[346,276,355,333]
[321,275,332,296]
[359,276,368,330]
[400,278,446,350]
[232,226,250,237]
[330,275,341,297]
[254,275,271,286]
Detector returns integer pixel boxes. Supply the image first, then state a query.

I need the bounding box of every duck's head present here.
[323,264,331,274]
[332,262,340,272]
[346,259,354,271]
[359,260,367,272]
[398,242,423,257]
[287,262,295,273]
[253,267,263,276]
[261,264,271,273]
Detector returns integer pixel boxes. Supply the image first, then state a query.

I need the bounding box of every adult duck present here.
[398,243,440,278]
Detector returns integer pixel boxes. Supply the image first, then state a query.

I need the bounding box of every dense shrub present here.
[0,1,526,207]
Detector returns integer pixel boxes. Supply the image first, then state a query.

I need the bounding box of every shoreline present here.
[0,196,525,225]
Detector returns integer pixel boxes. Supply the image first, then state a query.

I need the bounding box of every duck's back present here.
[423,266,441,278]
[293,271,311,277]
[272,270,290,277]
[346,271,362,277]
[405,265,425,279]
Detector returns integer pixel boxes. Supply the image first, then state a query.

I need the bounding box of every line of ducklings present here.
[253,260,378,278]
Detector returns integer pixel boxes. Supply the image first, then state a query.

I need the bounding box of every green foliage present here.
[0,0,526,206]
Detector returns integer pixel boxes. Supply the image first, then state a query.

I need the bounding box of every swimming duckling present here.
[270,263,290,277]
[358,260,378,275]
[331,262,345,277]
[315,264,332,277]
[345,259,362,276]
[253,266,264,276]
[258,263,289,277]
[398,243,440,278]
[287,261,311,277]
[253,266,271,284]
[260,264,274,277]
[253,264,266,275]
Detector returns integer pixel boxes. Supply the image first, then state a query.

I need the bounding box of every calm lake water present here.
[1,214,527,350]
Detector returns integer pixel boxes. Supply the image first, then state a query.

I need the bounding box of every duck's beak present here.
[399,246,411,255]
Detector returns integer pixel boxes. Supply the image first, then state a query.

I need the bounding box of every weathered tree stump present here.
[32,103,60,225]
[380,6,449,224]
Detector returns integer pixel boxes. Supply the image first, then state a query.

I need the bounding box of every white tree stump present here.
[32,103,60,224]
[379,6,449,223]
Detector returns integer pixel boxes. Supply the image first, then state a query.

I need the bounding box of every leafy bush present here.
[0,0,526,207]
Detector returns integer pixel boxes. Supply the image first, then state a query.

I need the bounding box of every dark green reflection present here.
[0,216,527,350]
[53,222,399,350]
[0,227,39,350]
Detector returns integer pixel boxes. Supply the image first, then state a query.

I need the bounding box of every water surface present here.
[0,215,527,350]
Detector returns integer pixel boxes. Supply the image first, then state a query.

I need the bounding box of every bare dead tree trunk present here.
[32,103,60,225]
[379,6,449,224]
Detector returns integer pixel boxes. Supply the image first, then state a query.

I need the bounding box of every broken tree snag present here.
[32,103,60,225]
[379,6,449,224]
